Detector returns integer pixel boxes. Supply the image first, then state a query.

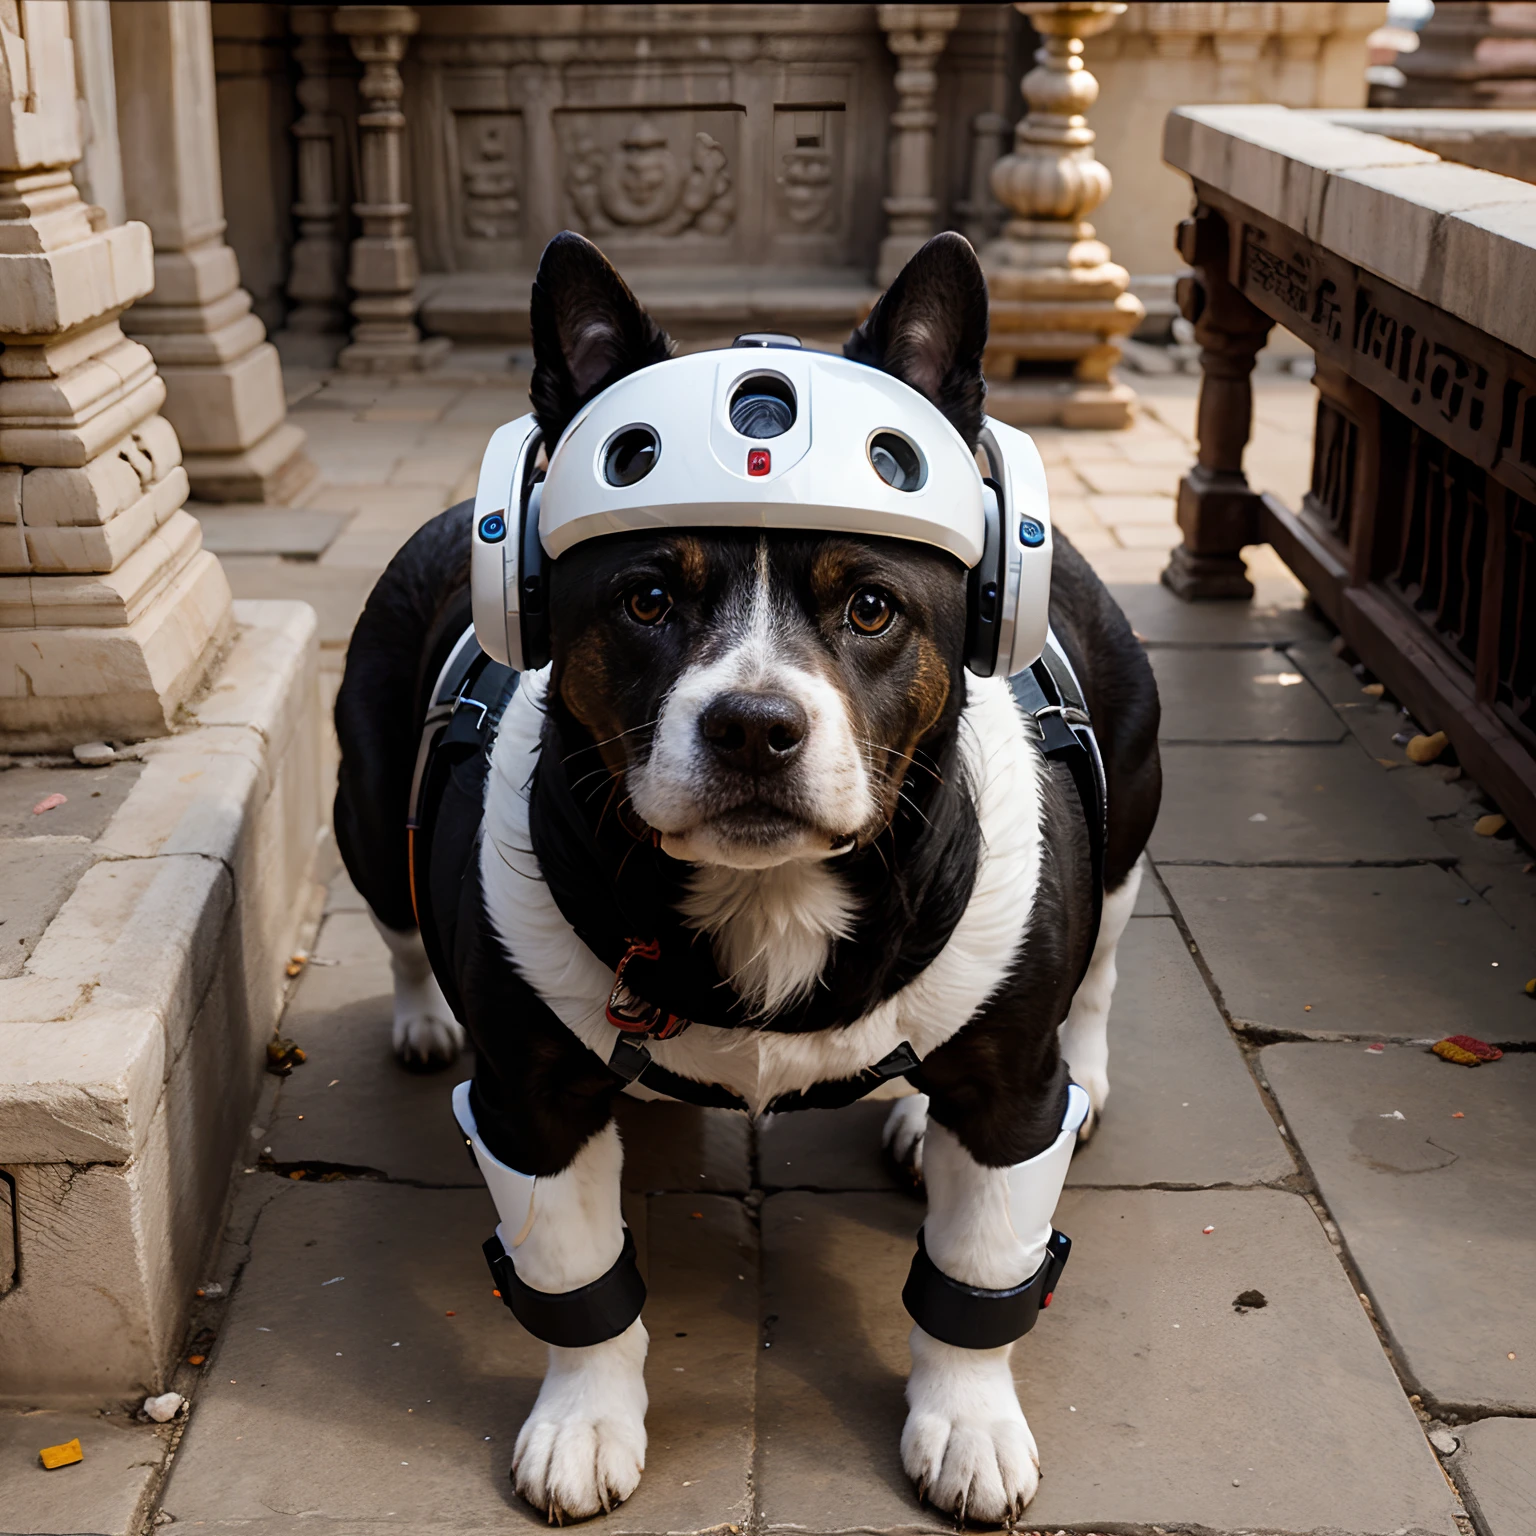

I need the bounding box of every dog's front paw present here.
[1074,1067,1108,1144]
[902,1327,1039,1523]
[882,1093,929,1191]
[512,1326,648,1521]
[392,1011,464,1068]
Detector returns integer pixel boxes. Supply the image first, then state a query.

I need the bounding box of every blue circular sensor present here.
[479,512,507,544]
[1019,517,1046,548]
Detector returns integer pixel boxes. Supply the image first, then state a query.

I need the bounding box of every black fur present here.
[529,231,674,447]
[332,231,1161,1179]
[843,232,990,449]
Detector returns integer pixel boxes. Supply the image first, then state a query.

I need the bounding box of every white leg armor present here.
[903,1083,1089,1347]
[453,1080,535,1251]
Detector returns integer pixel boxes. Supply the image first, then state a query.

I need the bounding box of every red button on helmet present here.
[747,448,771,477]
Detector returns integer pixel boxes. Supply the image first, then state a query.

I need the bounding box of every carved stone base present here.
[182,423,319,506]
[1161,543,1254,602]
[0,548,234,748]
[337,333,451,375]
[984,376,1138,430]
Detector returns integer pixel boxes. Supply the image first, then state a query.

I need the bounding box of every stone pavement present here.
[4,358,1534,1536]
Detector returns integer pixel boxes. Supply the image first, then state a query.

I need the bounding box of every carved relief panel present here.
[558,111,739,241]
[455,111,523,240]
[773,106,844,237]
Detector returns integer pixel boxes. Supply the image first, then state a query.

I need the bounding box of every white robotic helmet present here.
[470,334,1051,678]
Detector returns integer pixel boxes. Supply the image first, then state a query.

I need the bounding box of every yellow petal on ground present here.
[39,1438,82,1469]
[1474,814,1508,837]
[1405,731,1448,764]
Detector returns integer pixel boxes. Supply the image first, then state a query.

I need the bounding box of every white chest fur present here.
[480,668,1044,1114]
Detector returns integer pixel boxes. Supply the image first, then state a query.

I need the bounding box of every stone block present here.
[191,506,348,559]
[0,602,323,1399]
[1164,866,1536,1043]
[0,544,232,749]
[0,841,97,980]
[1455,1418,1536,1535]
[1149,646,1346,742]
[21,471,186,574]
[0,373,167,469]
[1067,917,1294,1188]
[1262,1043,1536,1413]
[181,420,317,505]
[157,1185,758,1533]
[1150,743,1449,865]
[0,1408,164,1535]
[141,242,241,309]
[158,342,286,454]
[756,1187,1456,1535]
[20,450,147,528]
[0,223,155,339]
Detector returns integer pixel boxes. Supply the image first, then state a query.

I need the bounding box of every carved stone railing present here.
[1162,104,1536,848]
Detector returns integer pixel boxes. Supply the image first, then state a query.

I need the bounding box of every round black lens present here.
[729,375,796,439]
[869,432,923,492]
[603,427,659,487]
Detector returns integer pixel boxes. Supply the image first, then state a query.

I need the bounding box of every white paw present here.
[902,1327,1039,1523]
[882,1093,929,1190]
[512,1325,648,1521]
[1074,1067,1108,1144]
[392,1010,464,1067]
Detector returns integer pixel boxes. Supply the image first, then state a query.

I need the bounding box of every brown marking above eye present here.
[810,544,859,608]
[669,534,708,593]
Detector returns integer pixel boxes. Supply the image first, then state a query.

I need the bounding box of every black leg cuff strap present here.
[902,1227,1072,1349]
[484,1226,647,1348]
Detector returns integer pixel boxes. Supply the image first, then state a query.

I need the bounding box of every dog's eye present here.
[846,587,894,636]
[624,583,672,626]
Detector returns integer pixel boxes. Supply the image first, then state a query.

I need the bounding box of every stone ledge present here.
[0,599,325,1403]
[1162,104,1536,361]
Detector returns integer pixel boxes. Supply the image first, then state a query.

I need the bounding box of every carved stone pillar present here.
[111,0,315,505]
[981,1,1144,430]
[955,111,1012,250]
[876,6,960,288]
[1161,206,1273,602]
[284,5,352,355]
[334,5,448,373]
[0,1,233,746]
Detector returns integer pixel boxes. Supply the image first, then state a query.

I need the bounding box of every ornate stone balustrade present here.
[1161,103,1536,848]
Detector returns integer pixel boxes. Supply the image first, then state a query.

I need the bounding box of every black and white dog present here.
[334,230,1160,1523]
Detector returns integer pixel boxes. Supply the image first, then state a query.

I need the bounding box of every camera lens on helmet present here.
[729,375,796,439]
[868,431,924,492]
[603,426,659,487]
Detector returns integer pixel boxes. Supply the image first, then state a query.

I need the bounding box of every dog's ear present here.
[530,231,674,446]
[843,232,989,449]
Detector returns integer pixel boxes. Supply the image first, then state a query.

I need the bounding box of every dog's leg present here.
[1056,857,1142,1141]
[901,1089,1083,1522]
[495,1122,647,1520]
[882,1093,930,1190]
[369,914,464,1066]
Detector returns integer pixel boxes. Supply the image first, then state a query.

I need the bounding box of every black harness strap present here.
[484,1227,647,1348]
[902,1227,1072,1349]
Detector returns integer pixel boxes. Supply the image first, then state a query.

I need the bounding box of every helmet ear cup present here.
[973,419,1052,678]
[517,479,550,673]
[964,480,1006,677]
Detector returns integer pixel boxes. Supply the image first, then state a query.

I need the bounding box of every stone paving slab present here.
[758,1100,905,1193]
[220,556,377,649]
[1066,917,1294,1188]
[0,839,95,979]
[192,508,351,558]
[1261,1044,1536,1413]
[756,1188,1458,1535]
[1166,866,1536,1042]
[1151,743,1450,865]
[0,761,141,840]
[263,913,475,1186]
[0,1407,164,1536]
[1111,582,1330,646]
[158,1182,756,1534]
[1454,1417,1536,1535]
[1149,645,1346,742]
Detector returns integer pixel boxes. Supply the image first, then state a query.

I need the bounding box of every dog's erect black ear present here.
[843,232,989,449]
[529,232,674,446]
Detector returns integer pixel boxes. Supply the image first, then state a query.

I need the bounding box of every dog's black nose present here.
[699,691,808,775]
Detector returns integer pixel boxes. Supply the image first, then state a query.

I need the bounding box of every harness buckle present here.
[606,938,690,1040]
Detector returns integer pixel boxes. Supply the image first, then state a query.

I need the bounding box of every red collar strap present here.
[606,938,691,1040]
